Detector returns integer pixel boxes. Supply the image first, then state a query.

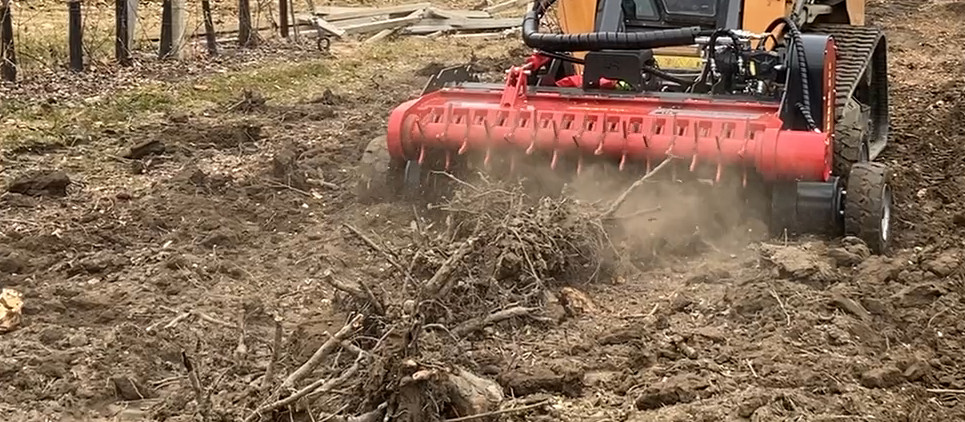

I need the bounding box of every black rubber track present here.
[807,24,885,178]
[844,162,892,254]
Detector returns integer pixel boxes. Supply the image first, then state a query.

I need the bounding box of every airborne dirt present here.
[2,0,965,421]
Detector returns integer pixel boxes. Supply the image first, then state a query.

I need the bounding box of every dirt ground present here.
[2,0,965,421]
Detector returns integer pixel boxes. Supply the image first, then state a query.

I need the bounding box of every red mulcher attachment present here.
[359,13,894,254]
[386,64,832,186]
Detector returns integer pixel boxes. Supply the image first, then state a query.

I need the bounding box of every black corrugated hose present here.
[766,16,818,131]
[522,0,711,52]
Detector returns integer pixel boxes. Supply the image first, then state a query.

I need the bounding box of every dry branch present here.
[281,314,363,390]
[452,306,537,336]
[304,177,609,418]
[182,352,211,422]
[927,388,965,394]
[423,237,478,297]
[343,223,410,279]
[246,354,363,422]
[339,339,370,359]
[322,269,385,315]
[601,157,674,219]
[261,317,284,392]
[443,400,550,422]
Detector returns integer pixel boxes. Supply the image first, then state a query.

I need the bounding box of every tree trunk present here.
[0,0,16,82]
[68,0,83,71]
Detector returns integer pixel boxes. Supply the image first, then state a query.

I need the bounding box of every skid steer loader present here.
[356,0,892,253]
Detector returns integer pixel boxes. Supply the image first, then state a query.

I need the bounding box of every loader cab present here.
[584,0,748,71]
[618,0,738,30]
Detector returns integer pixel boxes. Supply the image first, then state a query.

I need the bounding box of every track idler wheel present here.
[844,162,892,254]
[355,135,404,203]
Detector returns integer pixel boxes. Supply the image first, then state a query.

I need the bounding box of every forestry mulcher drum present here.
[356,0,894,254]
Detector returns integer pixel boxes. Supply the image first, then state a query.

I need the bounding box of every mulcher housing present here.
[364,0,894,253]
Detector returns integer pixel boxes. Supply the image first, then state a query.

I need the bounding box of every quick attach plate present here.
[421,64,480,95]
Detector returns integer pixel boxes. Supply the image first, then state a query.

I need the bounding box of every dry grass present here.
[0,35,515,152]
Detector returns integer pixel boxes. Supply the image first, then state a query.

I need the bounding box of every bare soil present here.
[2,0,965,421]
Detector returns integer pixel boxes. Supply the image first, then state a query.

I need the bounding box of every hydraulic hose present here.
[521,10,709,52]
[766,16,817,131]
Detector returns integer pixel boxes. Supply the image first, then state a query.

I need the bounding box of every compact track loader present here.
[357,0,893,253]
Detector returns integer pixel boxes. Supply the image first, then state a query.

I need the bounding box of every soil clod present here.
[860,366,904,389]
[953,212,965,227]
[497,364,584,397]
[634,374,710,410]
[7,170,71,197]
[111,376,155,401]
[123,139,165,159]
[172,164,208,187]
[0,250,28,274]
[830,292,872,322]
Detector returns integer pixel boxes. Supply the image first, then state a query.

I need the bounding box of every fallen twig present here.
[769,289,791,326]
[267,181,314,197]
[158,306,238,329]
[453,306,537,336]
[182,351,211,422]
[423,237,478,298]
[338,339,370,359]
[163,312,192,330]
[624,303,659,319]
[927,388,965,394]
[322,269,385,315]
[344,402,388,422]
[601,157,673,219]
[430,170,481,192]
[343,223,412,280]
[261,316,283,392]
[610,206,662,220]
[281,314,364,390]
[356,277,386,316]
[746,359,759,378]
[234,312,249,360]
[197,311,237,328]
[443,400,550,421]
[246,353,363,422]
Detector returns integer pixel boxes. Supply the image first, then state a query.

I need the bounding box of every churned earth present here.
[1,0,963,421]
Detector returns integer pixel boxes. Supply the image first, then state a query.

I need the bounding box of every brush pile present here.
[241,177,614,421]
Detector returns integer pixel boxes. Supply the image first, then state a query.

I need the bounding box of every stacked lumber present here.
[295,0,528,42]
